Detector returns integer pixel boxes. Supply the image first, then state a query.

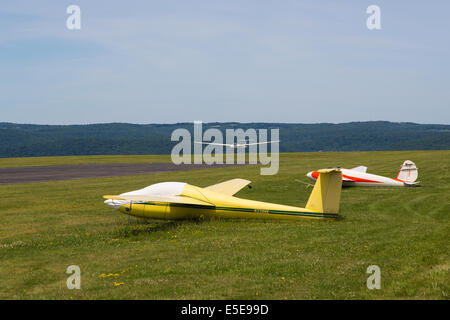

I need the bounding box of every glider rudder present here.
[396,160,418,183]
[305,168,342,214]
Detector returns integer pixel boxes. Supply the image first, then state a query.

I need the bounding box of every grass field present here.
[0,151,448,299]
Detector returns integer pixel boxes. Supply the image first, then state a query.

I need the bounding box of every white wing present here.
[194,141,233,147]
[349,166,367,173]
[245,140,280,146]
[103,194,214,207]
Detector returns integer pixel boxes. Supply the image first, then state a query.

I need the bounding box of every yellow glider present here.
[103,169,342,220]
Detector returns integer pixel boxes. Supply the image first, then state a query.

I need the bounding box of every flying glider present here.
[306,160,418,187]
[194,139,279,149]
[104,168,342,220]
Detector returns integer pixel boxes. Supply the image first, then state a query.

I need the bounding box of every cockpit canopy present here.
[120,182,187,197]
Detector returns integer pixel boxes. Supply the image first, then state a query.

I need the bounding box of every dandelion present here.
[113,282,124,287]
[281,276,285,280]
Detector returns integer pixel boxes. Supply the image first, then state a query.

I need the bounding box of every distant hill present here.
[0,121,449,158]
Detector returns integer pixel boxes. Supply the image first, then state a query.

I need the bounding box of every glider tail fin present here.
[396,160,418,183]
[305,168,342,214]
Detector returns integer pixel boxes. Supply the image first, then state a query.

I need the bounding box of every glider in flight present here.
[104,168,342,221]
[306,160,419,187]
[194,139,279,149]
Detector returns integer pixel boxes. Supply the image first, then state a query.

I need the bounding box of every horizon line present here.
[1,120,450,126]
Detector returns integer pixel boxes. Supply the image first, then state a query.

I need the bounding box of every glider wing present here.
[245,140,279,146]
[103,194,215,207]
[205,178,251,195]
[194,141,233,147]
[350,165,368,173]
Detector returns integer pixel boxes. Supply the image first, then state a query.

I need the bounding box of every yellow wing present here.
[103,194,214,207]
[204,178,251,195]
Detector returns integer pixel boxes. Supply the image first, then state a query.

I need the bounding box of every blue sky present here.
[0,0,449,124]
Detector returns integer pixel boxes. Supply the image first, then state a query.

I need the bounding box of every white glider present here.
[194,140,279,149]
[306,160,419,187]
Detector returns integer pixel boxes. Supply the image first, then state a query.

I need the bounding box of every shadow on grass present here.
[113,217,205,237]
[112,213,343,238]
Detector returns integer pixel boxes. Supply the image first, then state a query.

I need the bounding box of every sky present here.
[0,0,449,125]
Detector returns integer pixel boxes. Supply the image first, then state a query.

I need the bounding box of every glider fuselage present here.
[307,169,405,187]
[308,168,405,187]
[104,169,343,221]
[117,184,337,220]
[306,160,418,187]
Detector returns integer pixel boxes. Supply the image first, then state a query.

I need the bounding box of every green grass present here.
[0,151,448,299]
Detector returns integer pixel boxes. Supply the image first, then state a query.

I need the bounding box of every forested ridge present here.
[0,121,449,157]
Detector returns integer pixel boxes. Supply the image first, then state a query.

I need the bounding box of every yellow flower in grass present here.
[113,282,124,287]
[99,273,120,278]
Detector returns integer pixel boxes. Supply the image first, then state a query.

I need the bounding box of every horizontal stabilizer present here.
[403,181,420,187]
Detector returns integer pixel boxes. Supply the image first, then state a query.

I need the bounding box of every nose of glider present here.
[104,199,129,210]
[306,171,315,181]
